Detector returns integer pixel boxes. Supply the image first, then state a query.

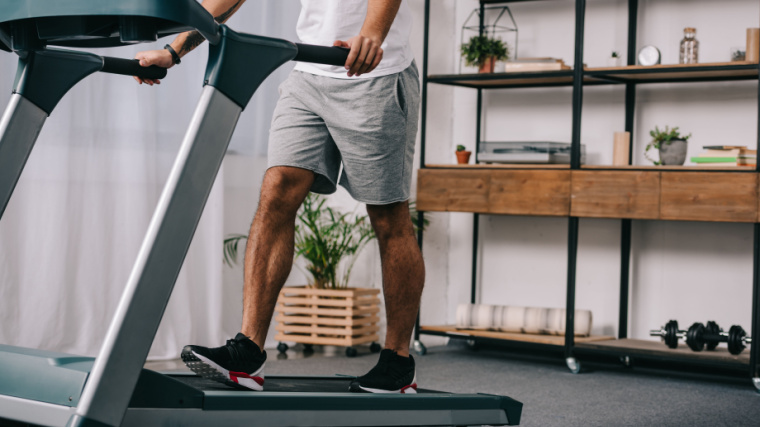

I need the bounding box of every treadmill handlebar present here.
[101,56,168,80]
[293,44,350,67]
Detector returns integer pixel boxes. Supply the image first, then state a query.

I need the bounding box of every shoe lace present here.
[367,351,405,378]
[225,337,248,362]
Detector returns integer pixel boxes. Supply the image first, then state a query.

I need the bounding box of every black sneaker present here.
[181,333,267,391]
[349,349,417,394]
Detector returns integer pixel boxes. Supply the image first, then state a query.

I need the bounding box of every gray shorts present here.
[267,62,420,205]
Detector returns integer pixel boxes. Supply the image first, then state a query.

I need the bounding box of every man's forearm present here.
[361,0,403,43]
[171,0,246,57]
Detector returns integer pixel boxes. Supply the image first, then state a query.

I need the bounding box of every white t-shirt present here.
[294,0,413,79]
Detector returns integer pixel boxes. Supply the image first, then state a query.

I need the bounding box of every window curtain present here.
[0,0,300,360]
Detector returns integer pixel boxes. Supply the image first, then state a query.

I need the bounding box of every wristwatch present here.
[164,44,181,65]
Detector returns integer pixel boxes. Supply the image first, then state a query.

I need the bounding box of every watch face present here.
[638,46,661,66]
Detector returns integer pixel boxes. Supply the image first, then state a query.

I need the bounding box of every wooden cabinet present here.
[660,172,758,223]
[489,171,570,216]
[417,169,490,213]
[571,171,660,219]
[418,168,760,223]
[417,168,570,216]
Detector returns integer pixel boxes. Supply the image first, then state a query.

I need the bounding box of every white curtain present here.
[0,1,300,360]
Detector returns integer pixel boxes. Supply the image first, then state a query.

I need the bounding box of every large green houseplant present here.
[224,194,427,289]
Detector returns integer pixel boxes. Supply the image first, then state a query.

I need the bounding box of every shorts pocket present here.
[393,73,407,115]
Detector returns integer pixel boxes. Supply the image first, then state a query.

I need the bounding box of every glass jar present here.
[680,27,699,64]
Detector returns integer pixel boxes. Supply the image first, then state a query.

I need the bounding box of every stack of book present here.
[504,58,571,72]
[690,146,757,167]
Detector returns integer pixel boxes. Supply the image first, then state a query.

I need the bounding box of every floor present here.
[146,342,760,427]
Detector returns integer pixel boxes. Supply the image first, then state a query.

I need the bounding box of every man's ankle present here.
[385,347,410,358]
[240,331,266,350]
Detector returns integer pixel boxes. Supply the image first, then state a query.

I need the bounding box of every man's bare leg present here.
[367,201,425,358]
[240,166,315,349]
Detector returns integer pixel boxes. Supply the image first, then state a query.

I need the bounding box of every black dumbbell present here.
[727,325,752,355]
[685,322,752,355]
[686,320,724,351]
[650,320,684,349]
[704,321,721,351]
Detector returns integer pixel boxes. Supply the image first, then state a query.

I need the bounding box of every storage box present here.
[274,286,381,348]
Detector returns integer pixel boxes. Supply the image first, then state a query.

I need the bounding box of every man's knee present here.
[367,201,414,240]
[258,167,314,218]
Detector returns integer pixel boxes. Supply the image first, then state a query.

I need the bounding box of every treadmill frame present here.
[0,7,523,427]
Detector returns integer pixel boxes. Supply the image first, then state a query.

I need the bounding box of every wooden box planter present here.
[274,286,382,357]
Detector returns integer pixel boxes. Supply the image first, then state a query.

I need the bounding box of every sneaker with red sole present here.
[349,349,417,394]
[181,333,266,391]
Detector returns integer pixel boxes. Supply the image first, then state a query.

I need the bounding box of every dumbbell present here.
[685,322,752,355]
[650,320,753,355]
[650,320,684,349]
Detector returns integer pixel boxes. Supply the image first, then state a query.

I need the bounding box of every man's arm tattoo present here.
[178,31,206,56]
[177,1,243,56]
[214,0,243,24]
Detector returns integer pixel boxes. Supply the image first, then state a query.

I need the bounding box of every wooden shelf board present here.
[581,165,756,171]
[575,338,750,366]
[428,62,758,88]
[587,61,758,72]
[428,71,578,88]
[426,163,570,169]
[426,164,756,171]
[585,62,758,82]
[420,325,614,346]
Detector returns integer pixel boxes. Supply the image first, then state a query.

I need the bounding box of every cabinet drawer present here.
[488,170,571,216]
[571,171,660,219]
[417,169,490,213]
[660,172,758,222]
[416,169,571,216]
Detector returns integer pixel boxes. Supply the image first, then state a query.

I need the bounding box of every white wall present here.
[412,0,759,344]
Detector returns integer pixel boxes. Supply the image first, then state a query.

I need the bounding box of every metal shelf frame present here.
[414,0,760,388]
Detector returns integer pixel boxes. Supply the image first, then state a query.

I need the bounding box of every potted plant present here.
[456,144,472,164]
[645,125,691,166]
[223,195,427,357]
[608,51,621,67]
[461,35,509,73]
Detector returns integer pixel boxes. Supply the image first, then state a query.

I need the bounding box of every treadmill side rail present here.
[13,49,103,115]
[0,94,47,220]
[0,48,105,221]
[70,29,304,427]
[204,25,298,109]
[69,86,242,427]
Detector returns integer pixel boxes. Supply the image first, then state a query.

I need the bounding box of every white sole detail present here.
[359,384,418,394]
[192,351,265,391]
[358,373,417,394]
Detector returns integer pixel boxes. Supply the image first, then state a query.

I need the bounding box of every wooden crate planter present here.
[274,286,381,354]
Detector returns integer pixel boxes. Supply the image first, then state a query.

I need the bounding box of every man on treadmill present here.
[136,0,423,394]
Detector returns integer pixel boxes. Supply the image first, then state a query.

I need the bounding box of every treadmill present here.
[0,2,523,426]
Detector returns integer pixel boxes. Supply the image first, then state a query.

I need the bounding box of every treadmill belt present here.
[173,374,441,393]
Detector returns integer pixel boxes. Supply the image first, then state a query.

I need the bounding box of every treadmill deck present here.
[171,373,443,394]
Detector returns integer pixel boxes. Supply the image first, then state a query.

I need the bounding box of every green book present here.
[691,157,737,163]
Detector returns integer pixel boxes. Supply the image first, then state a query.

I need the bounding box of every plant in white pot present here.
[645,125,691,166]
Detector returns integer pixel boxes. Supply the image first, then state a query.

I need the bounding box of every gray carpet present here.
[261,343,760,427]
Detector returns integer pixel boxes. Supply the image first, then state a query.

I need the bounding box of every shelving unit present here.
[413,0,760,388]
[429,62,759,89]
